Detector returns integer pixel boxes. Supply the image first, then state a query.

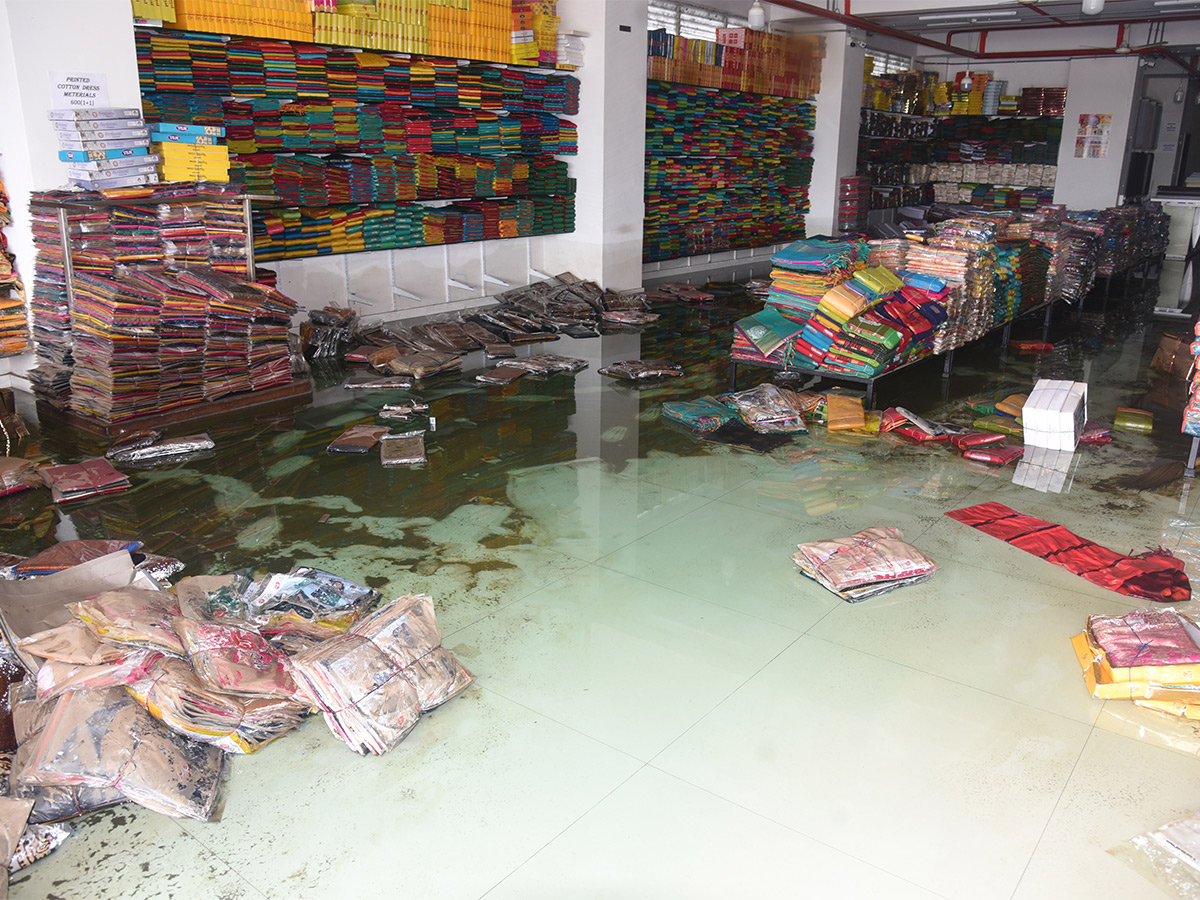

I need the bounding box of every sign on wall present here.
[48,71,110,111]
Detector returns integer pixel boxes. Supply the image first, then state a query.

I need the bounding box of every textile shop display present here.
[946,502,1191,604]
[661,397,739,433]
[792,526,937,601]
[643,80,815,261]
[719,385,809,434]
[0,173,28,359]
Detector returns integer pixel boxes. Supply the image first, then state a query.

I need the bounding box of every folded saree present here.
[792,526,937,602]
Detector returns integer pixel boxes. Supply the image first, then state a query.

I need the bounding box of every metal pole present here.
[242,196,255,280]
[56,207,75,312]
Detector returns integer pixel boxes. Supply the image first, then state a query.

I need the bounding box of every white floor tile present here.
[654,635,1092,900]
[485,767,942,900]
[447,565,800,759]
[177,690,640,900]
[1013,728,1200,899]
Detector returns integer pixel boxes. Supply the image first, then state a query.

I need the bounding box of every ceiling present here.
[690,0,1200,62]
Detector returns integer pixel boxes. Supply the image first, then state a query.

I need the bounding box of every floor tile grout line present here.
[799,631,1106,730]
[1004,725,1096,900]
[475,762,649,900]
[641,764,955,900]
[644,629,807,769]
[169,820,274,899]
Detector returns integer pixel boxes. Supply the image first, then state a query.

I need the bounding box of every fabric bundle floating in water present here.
[945,501,1191,604]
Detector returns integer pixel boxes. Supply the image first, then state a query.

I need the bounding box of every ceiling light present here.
[1154,0,1200,6]
[1082,0,1104,13]
[747,0,766,30]
[1177,85,1187,103]
[919,10,1018,20]
[961,71,974,91]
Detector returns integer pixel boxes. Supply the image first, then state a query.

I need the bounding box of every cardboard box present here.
[1023,378,1087,450]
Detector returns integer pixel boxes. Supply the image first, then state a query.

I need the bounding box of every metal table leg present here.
[1042,302,1053,343]
[942,350,954,379]
[728,360,738,391]
[1187,435,1200,479]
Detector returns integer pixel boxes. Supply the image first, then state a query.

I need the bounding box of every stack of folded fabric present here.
[1071,609,1200,719]
[730,304,807,368]
[903,218,998,353]
[792,526,937,602]
[793,279,871,367]
[821,317,903,377]
[866,238,907,270]
[763,238,868,325]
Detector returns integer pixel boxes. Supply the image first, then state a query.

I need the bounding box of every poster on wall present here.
[1074,113,1112,158]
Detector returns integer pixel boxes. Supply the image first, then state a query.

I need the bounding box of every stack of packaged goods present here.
[151,123,230,184]
[992,239,1050,325]
[1019,87,1068,116]
[0,175,27,357]
[838,176,870,235]
[1037,221,1100,304]
[982,78,1005,115]
[763,239,868,326]
[1185,318,1200,438]
[866,237,907,269]
[904,218,997,353]
[53,108,158,190]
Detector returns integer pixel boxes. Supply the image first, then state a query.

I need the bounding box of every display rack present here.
[31,189,312,432]
[729,298,1057,408]
[135,27,581,262]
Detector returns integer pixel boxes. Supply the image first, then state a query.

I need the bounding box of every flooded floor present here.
[8,282,1200,899]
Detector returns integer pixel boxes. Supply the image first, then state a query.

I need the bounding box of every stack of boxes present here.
[168,0,313,41]
[52,107,160,190]
[151,122,230,183]
[512,1,557,66]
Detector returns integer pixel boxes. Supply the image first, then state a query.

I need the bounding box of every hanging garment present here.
[945,501,1191,604]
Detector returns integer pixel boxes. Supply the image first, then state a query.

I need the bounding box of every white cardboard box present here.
[1023,378,1087,451]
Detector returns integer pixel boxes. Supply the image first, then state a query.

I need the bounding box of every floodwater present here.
[9,282,1200,900]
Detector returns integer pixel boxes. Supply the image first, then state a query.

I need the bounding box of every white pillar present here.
[808,28,865,236]
[535,0,646,289]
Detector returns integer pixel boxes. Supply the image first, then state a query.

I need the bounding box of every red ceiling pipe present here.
[1024,3,1074,27]
[765,0,979,58]
[946,16,1200,44]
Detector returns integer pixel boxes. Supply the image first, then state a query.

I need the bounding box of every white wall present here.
[1054,56,1140,209]
[0,0,143,384]
[1142,73,1189,194]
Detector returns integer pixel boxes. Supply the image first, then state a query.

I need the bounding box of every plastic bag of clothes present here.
[16,688,224,821]
[8,683,125,824]
[105,434,214,466]
[326,425,390,454]
[17,622,125,668]
[35,650,162,702]
[173,618,298,699]
[720,385,809,434]
[0,459,42,499]
[245,567,379,630]
[792,526,938,601]
[380,431,427,467]
[12,541,143,577]
[0,797,31,895]
[127,657,305,754]
[597,359,683,380]
[1110,810,1200,897]
[173,574,252,622]
[291,594,473,755]
[68,589,184,657]
[504,354,588,376]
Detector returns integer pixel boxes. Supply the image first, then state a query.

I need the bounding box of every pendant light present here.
[747,1,767,30]
[1176,81,1186,103]
[1081,0,1104,14]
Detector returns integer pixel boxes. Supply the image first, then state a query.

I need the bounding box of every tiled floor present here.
[10,294,1200,899]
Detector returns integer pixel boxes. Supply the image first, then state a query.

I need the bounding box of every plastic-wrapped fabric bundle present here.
[7,683,124,824]
[245,567,380,630]
[380,431,427,466]
[0,458,43,499]
[127,657,306,754]
[381,350,461,379]
[105,434,215,465]
[326,424,389,454]
[0,797,31,895]
[173,618,298,699]
[69,589,184,657]
[173,573,252,622]
[292,594,474,755]
[597,359,683,380]
[792,526,937,602]
[719,384,809,434]
[9,820,69,873]
[12,541,143,577]
[661,397,738,433]
[1087,610,1200,668]
[1110,810,1200,898]
[17,622,126,666]
[35,650,162,702]
[17,688,224,821]
[503,354,588,375]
